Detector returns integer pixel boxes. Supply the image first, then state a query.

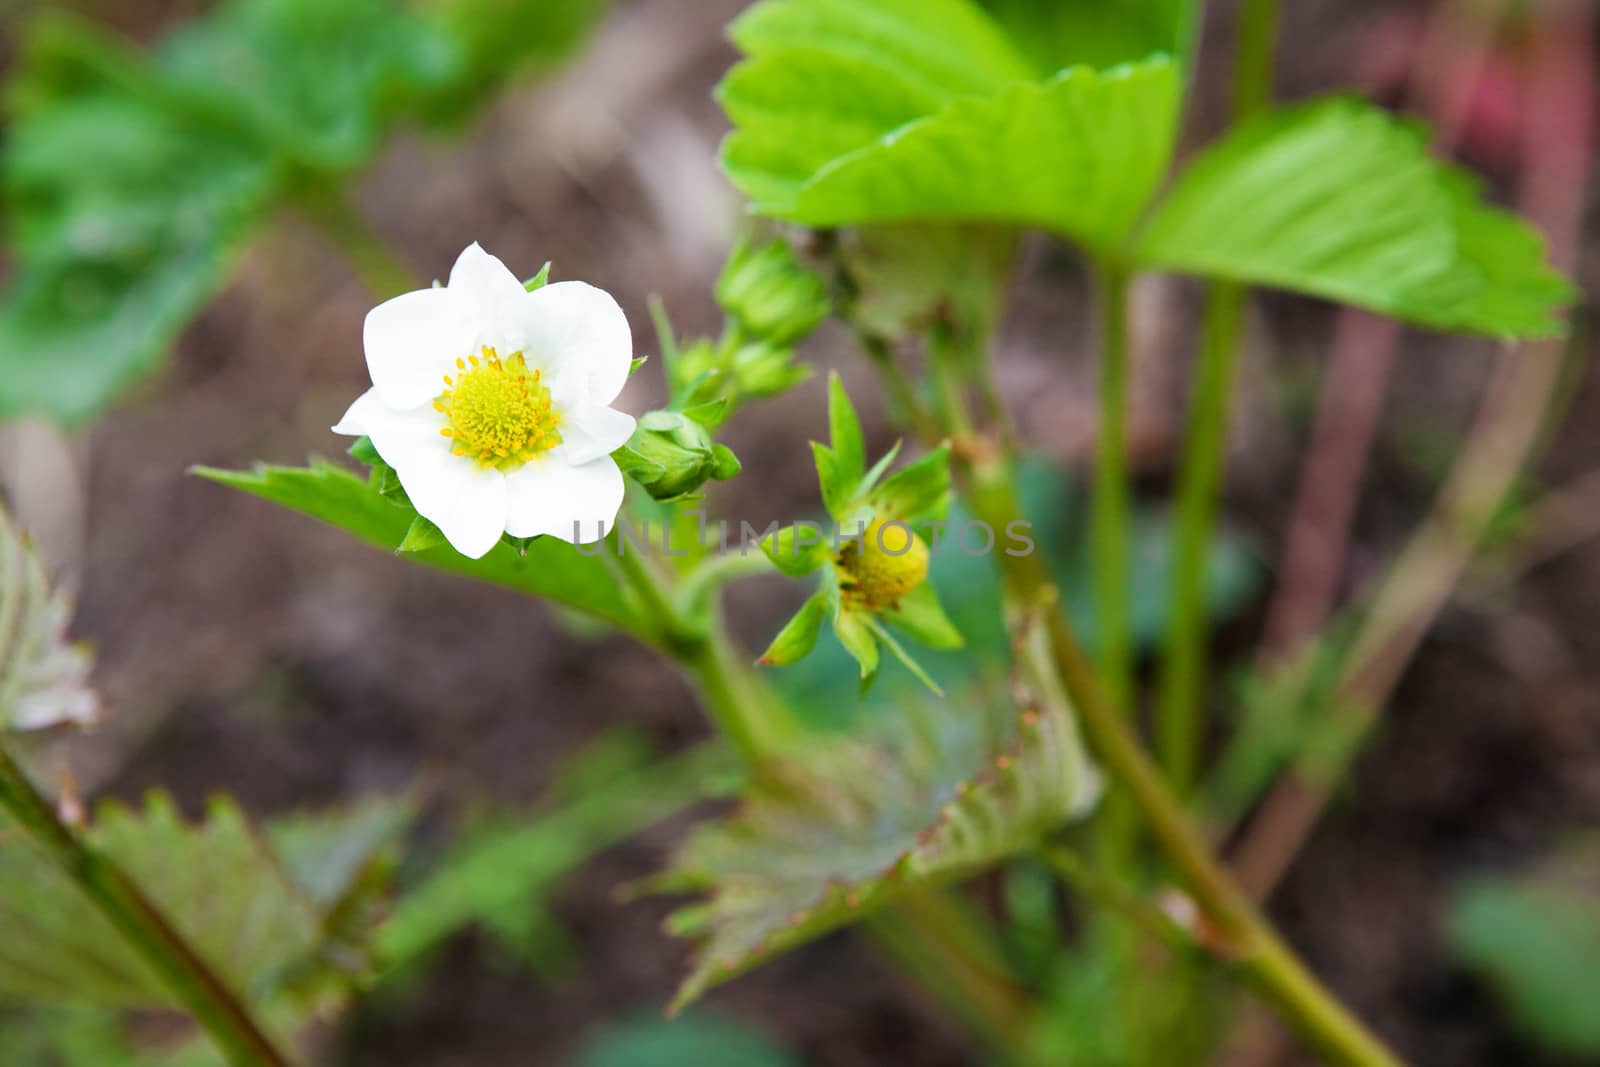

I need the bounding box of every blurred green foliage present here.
[1449,866,1600,1058]
[576,1013,804,1067]
[0,0,606,423]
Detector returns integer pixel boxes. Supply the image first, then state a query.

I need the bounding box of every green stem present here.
[866,893,1036,1061]
[963,455,1404,1067]
[1157,282,1246,792]
[296,185,421,300]
[0,744,297,1067]
[1156,0,1278,794]
[1091,259,1134,713]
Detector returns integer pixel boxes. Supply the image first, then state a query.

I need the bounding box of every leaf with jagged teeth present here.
[0,504,100,733]
[656,632,1100,1012]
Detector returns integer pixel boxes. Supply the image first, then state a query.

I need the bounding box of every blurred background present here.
[1,0,1598,1064]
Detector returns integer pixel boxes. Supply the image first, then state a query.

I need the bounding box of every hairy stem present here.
[0,743,297,1067]
[963,454,1404,1067]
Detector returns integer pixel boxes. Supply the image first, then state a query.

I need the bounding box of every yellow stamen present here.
[434,346,562,472]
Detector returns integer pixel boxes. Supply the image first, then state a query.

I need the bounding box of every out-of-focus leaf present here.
[155,0,459,171]
[0,23,276,422]
[1136,97,1572,338]
[0,0,607,423]
[0,793,321,1007]
[979,0,1196,73]
[723,23,1181,254]
[576,1014,804,1067]
[378,741,730,969]
[835,224,1016,341]
[425,0,608,119]
[1448,874,1600,1056]
[656,650,1100,1013]
[0,504,100,732]
[194,460,654,641]
[266,793,415,911]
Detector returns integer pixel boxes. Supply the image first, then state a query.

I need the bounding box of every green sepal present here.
[374,462,411,508]
[884,582,963,650]
[833,609,879,690]
[826,371,866,493]
[809,442,848,519]
[758,523,831,578]
[865,617,943,696]
[868,444,951,522]
[758,591,830,666]
[681,397,730,427]
[524,262,552,291]
[856,439,903,499]
[397,514,446,554]
[348,435,382,467]
[628,355,649,378]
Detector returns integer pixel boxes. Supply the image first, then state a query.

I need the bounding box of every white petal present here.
[332,388,448,469]
[563,405,637,465]
[504,453,624,544]
[363,286,469,411]
[508,281,633,405]
[400,457,508,560]
[448,242,530,324]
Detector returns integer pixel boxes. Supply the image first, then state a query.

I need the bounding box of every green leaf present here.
[576,1014,803,1067]
[194,461,651,640]
[722,6,1181,255]
[868,444,950,522]
[1135,97,1572,338]
[378,741,728,968]
[826,372,867,492]
[758,592,830,666]
[758,524,832,578]
[0,504,100,732]
[0,793,322,1007]
[154,0,460,171]
[979,0,1196,73]
[265,793,414,912]
[884,582,963,650]
[658,639,1099,1012]
[833,609,879,685]
[0,36,276,421]
[1448,875,1600,1055]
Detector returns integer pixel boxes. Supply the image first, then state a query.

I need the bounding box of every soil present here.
[3,1,1598,1065]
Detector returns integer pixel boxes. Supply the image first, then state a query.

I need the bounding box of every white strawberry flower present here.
[333,243,636,559]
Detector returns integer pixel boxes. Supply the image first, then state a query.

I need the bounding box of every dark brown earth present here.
[3,1,1597,1064]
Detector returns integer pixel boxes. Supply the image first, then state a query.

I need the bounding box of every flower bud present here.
[715,240,830,346]
[613,410,740,502]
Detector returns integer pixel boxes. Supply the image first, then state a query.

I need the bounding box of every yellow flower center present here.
[436,346,561,471]
[837,516,930,609]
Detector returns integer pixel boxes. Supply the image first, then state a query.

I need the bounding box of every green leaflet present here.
[0,792,398,1008]
[724,49,1181,254]
[658,651,1099,1012]
[0,505,100,732]
[195,460,655,641]
[979,0,1196,73]
[1136,97,1573,338]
